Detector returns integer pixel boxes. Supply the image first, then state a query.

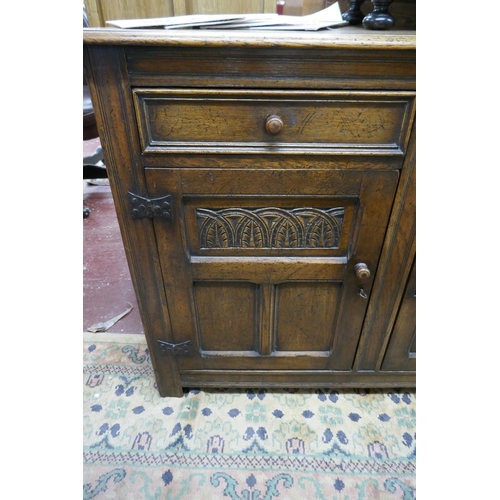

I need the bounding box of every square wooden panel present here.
[194,281,258,352]
[275,281,342,352]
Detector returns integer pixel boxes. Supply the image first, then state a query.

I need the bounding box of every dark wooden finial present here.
[362,0,395,30]
[342,0,366,25]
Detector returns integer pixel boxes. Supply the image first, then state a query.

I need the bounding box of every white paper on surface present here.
[106,3,347,31]
[106,14,247,29]
[203,3,345,30]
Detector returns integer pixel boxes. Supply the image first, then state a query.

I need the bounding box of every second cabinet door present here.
[381,257,416,372]
[145,168,398,373]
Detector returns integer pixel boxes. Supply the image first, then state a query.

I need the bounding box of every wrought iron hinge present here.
[157,340,195,357]
[128,192,173,221]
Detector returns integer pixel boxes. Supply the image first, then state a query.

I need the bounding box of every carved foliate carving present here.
[197,207,345,249]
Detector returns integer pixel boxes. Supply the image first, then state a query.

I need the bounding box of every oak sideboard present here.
[83,27,416,397]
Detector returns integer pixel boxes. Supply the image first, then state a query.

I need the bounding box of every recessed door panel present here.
[194,281,257,352]
[275,281,341,352]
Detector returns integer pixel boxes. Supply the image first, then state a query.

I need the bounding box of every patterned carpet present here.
[83,333,416,499]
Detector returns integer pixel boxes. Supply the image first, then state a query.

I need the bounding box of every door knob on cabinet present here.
[265,114,284,135]
[354,263,371,280]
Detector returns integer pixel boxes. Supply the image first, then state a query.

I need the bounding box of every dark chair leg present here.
[83,163,107,218]
[83,164,108,179]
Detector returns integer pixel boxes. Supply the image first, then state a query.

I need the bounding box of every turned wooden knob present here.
[265,115,284,135]
[354,263,371,280]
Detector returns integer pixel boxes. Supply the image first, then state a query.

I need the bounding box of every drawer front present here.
[133,89,415,155]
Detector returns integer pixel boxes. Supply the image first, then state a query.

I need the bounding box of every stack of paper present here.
[105,14,249,30]
[106,3,347,31]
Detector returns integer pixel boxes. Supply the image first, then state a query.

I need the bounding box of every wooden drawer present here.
[133,89,415,155]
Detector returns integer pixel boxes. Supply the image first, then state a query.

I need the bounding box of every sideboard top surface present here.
[83,26,416,50]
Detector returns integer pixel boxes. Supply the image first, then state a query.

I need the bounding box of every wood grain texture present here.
[180,369,415,388]
[83,27,416,49]
[194,281,258,352]
[275,282,341,351]
[259,284,277,355]
[190,257,347,282]
[125,45,415,91]
[133,89,415,154]
[142,154,404,170]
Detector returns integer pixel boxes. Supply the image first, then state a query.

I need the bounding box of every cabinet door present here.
[145,168,398,373]
[381,258,416,371]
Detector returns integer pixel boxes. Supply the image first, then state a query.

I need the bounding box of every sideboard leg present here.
[153,354,184,397]
[362,0,395,30]
[342,0,366,25]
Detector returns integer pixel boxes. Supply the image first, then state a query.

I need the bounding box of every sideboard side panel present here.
[84,45,183,397]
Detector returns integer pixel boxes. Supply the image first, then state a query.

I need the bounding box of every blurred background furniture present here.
[83,85,103,163]
[83,6,107,218]
[84,0,275,26]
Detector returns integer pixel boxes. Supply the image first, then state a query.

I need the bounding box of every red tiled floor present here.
[83,137,101,158]
[83,179,144,335]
